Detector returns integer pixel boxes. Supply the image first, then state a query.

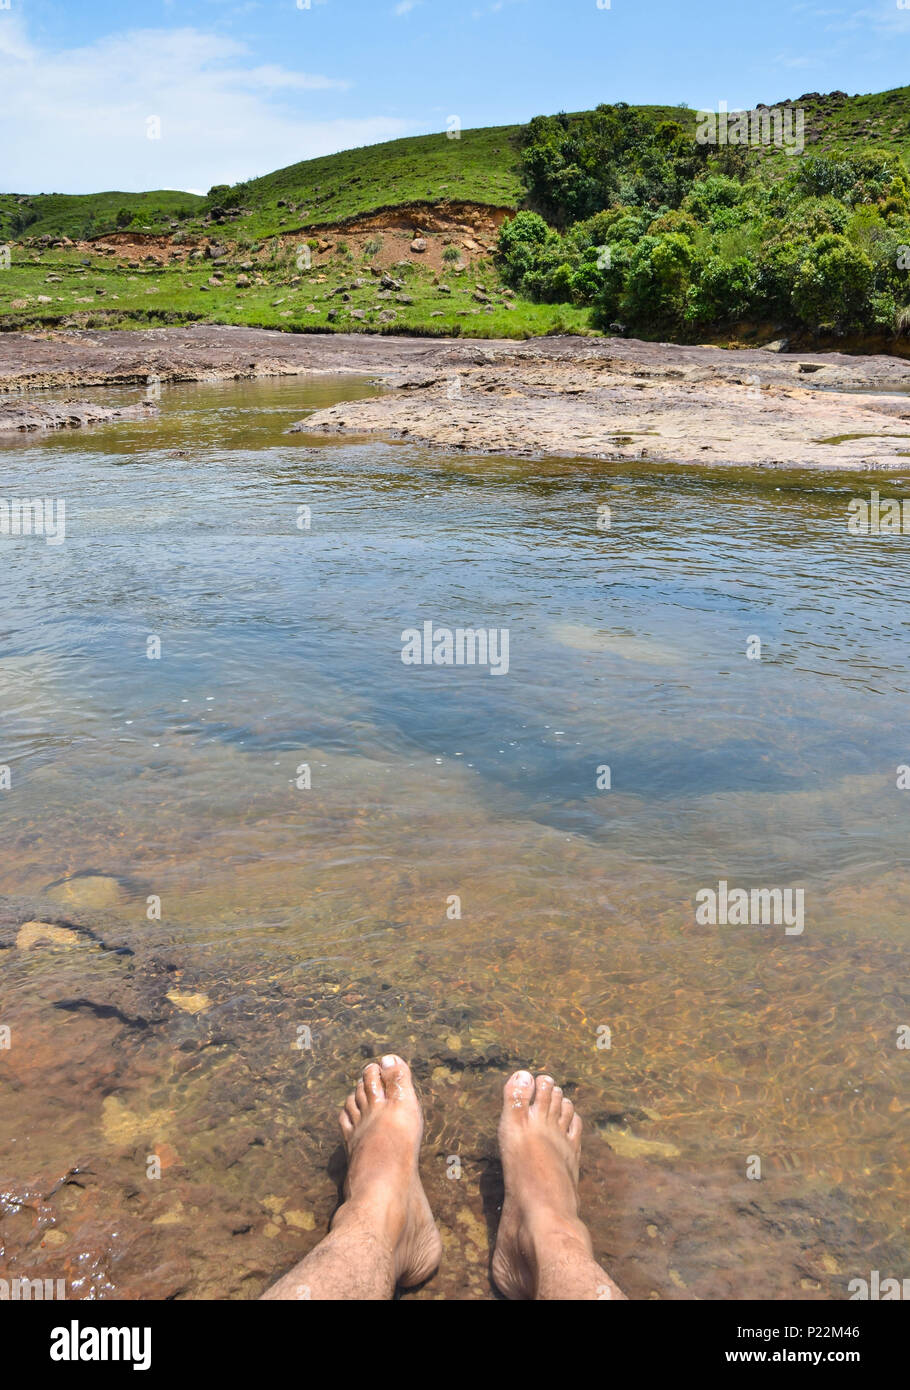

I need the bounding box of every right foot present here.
[493,1069,620,1300]
[337,1054,441,1288]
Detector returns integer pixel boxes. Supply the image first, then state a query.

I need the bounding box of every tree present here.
[792,234,874,329]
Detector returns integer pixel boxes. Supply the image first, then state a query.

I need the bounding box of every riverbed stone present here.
[166,989,213,1015]
[45,872,124,909]
[17,921,81,949]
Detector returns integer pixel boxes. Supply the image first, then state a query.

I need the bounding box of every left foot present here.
[337,1054,441,1288]
[492,1070,586,1298]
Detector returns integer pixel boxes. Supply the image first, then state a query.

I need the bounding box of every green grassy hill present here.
[221,125,526,237]
[2,86,910,344]
[6,88,910,245]
[0,190,205,242]
[0,124,529,243]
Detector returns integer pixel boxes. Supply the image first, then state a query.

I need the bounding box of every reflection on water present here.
[0,376,908,1299]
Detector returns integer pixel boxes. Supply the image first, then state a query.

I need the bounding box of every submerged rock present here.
[16,921,81,949]
[166,990,213,1015]
[45,872,125,910]
[599,1125,681,1160]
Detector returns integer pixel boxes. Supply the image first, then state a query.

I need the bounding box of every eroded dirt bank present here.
[4,326,910,466]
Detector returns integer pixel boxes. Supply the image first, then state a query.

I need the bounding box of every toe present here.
[559,1096,574,1131]
[550,1085,564,1119]
[362,1062,384,1104]
[533,1074,554,1113]
[355,1079,369,1113]
[339,1110,354,1140]
[344,1094,360,1126]
[379,1053,411,1100]
[503,1069,535,1114]
[568,1112,583,1145]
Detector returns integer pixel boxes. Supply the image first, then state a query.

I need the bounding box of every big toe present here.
[379,1052,413,1101]
[503,1069,535,1116]
[362,1062,384,1105]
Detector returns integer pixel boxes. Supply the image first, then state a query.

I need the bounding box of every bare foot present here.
[337,1054,441,1289]
[492,1069,626,1300]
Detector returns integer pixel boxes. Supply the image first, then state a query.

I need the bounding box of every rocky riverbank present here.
[0,397,158,433]
[3,326,910,466]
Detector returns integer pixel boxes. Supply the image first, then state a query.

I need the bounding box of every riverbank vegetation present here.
[496,104,910,340]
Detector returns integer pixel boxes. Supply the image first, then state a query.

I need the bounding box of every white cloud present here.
[394,0,422,13]
[0,16,414,193]
[822,1,910,32]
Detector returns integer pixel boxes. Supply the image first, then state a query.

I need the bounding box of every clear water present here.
[1,376,907,1299]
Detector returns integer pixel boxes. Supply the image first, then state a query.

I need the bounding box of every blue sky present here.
[1,0,909,193]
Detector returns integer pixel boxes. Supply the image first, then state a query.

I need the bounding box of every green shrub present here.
[791,234,874,329]
[685,254,756,326]
[621,233,696,326]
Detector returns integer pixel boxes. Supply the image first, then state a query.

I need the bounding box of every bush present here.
[682,175,746,224]
[647,209,699,240]
[791,234,874,330]
[685,254,756,326]
[621,233,696,326]
[496,210,560,292]
[587,243,633,323]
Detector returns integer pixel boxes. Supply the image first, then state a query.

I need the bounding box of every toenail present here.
[381,1054,397,1068]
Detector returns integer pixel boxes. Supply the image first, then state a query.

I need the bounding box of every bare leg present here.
[492,1069,627,1301]
[261,1054,441,1300]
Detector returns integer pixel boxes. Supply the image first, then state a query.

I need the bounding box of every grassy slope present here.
[223,125,527,237]
[2,87,910,338]
[0,242,590,339]
[9,90,909,241]
[0,124,529,243]
[0,191,205,242]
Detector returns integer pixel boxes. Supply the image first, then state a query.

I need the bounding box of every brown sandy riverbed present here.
[3,326,910,466]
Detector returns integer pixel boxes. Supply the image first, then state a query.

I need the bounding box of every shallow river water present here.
[1,375,908,1299]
